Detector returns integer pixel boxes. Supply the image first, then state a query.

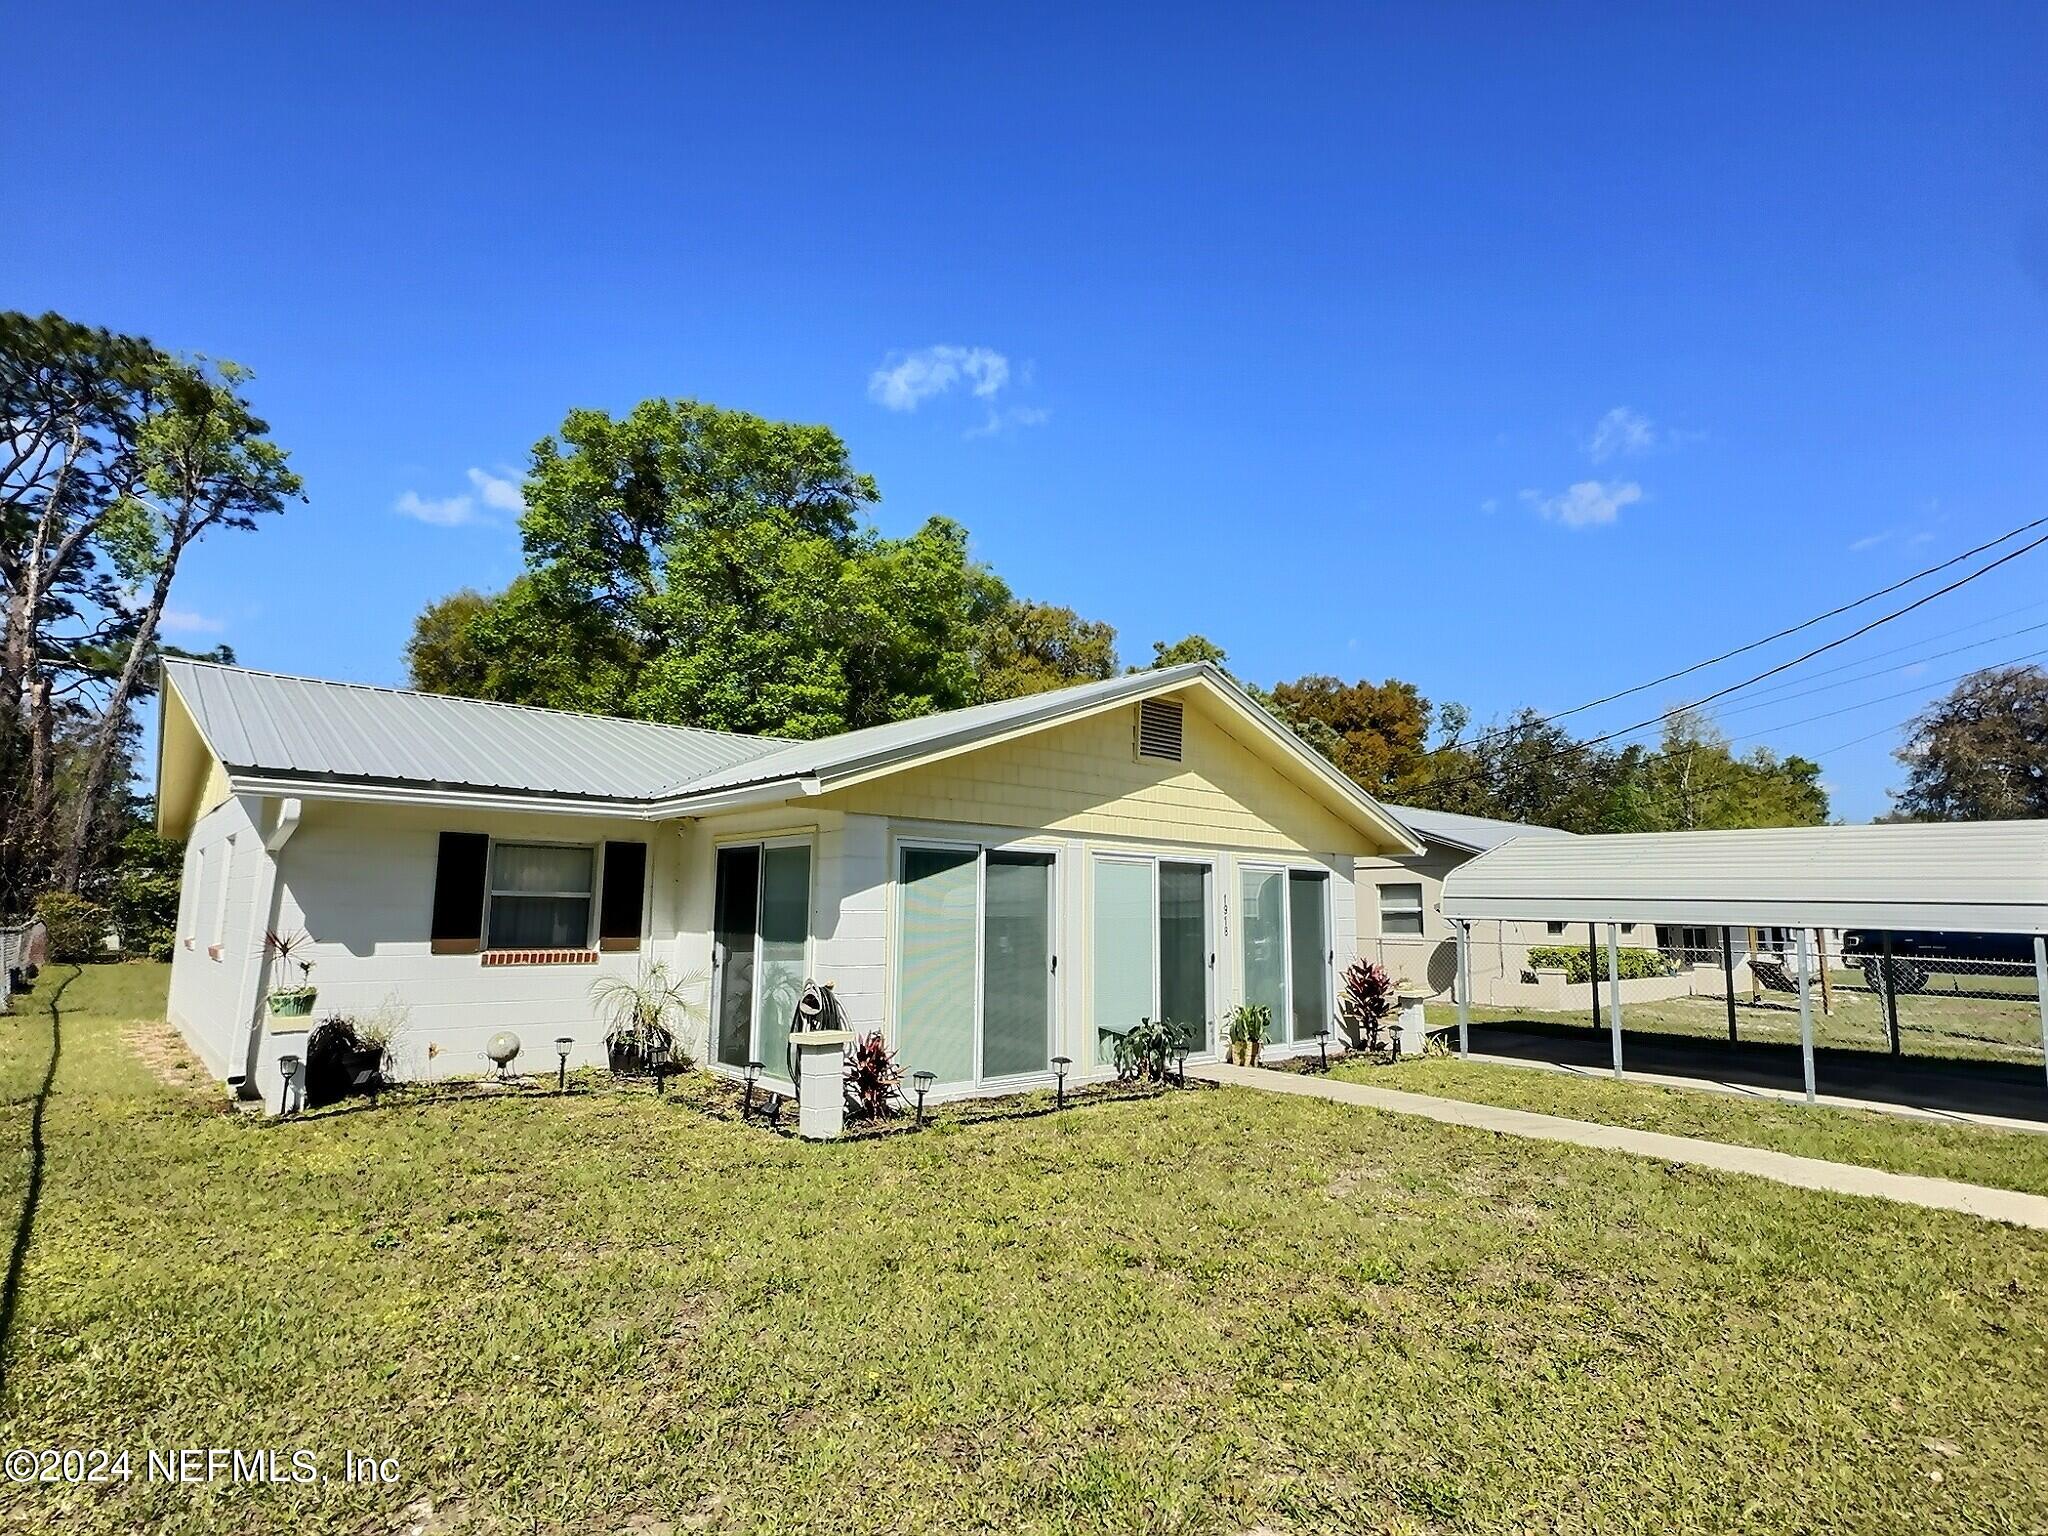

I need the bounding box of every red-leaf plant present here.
[843,1030,903,1122]
[1340,959,1395,1050]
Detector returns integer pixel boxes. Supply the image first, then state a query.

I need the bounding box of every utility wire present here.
[1403,529,2048,799]
[1705,619,2048,721]
[1430,512,2048,757]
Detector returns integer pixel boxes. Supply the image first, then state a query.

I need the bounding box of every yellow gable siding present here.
[814,701,1369,854]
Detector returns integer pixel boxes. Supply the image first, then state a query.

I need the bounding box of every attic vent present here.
[1136,698,1184,762]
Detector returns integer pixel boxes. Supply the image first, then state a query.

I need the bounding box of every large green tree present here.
[0,311,296,905]
[1891,663,2048,821]
[1264,674,1433,798]
[407,399,1031,737]
[973,600,1118,699]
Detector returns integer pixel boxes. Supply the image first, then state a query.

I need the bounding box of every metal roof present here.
[164,659,782,800]
[1384,804,1575,854]
[162,658,1423,851]
[1440,820,2048,934]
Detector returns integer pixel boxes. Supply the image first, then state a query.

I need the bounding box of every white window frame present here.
[1237,860,1334,1049]
[1088,850,1219,1063]
[1376,880,1425,938]
[711,833,816,1083]
[896,836,1065,1091]
[482,837,601,952]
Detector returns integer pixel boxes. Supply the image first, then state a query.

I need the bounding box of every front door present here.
[712,840,812,1080]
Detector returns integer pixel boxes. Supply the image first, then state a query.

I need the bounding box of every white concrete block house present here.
[156,659,1423,1111]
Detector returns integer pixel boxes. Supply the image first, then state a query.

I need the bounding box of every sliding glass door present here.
[712,839,812,1079]
[1238,864,1331,1046]
[896,844,1057,1090]
[1091,855,1214,1068]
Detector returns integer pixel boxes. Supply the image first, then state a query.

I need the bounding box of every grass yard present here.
[6,965,2048,1534]
[1434,968,2047,1067]
[1331,1055,2048,1198]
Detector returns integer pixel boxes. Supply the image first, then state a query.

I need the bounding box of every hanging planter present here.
[268,985,318,1018]
[264,929,318,1018]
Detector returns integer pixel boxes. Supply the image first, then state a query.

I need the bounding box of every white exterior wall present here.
[165,793,272,1081]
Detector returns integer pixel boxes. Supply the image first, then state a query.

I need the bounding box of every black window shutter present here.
[599,841,648,951]
[430,832,489,954]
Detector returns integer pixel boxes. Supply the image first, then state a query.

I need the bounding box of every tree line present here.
[404,396,1838,833]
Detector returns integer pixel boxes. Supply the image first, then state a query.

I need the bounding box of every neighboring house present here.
[1355,806,1586,1003]
[156,659,1423,1110]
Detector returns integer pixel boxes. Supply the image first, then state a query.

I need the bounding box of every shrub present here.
[590,963,703,1075]
[304,1015,385,1108]
[1526,945,1673,984]
[34,892,110,963]
[1113,1018,1178,1082]
[97,828,182,960]
[1340,959,1395,1048]
[843,1031,901,1121]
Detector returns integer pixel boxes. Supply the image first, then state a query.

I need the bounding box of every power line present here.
[1706,618,2048,721]
[1431,512,2048,757]
[1403,529,2048,799]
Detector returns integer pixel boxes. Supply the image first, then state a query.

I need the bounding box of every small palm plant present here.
[590,963,706,1076]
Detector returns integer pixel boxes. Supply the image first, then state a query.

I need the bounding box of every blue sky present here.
[13,3,2048,821]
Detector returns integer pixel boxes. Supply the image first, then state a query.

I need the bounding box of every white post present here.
[1796,927,1816,1103]
[2034,936,2047,1094]
[1455,920,1471,1058]
[1605,922,1624,1079]
[793,1031,851,1140]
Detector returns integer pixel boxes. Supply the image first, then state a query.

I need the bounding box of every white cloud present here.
[1848,530,1892,552]
[160,607,225,635]
[1588,406,1655,462]
[394,489,481,527]
[1524,480,1643,529]
[868,345,1016,412]
[466,466,525,513]
[1479,497,1499,514]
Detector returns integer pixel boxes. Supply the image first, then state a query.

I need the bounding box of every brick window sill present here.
[481,949,599,967]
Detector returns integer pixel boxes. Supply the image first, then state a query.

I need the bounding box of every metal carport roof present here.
[1440,820,2048,935]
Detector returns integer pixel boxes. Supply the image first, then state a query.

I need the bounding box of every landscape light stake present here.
[1314,1028,1330,1073]
[912,1070,936,1127]
[743,1060,762,1121]
[278,1054,300,1117]
[1388,1018,1402,1060]
[1052,1056,1071,1110]
[1174,1042,1191,1087]
[555,1037,573,1093]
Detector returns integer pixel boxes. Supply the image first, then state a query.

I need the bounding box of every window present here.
[1546,921,1567,936]
[713,839,814,1081]
[486,843,594,950]
[1377,882,1424,937]
[1239,865,1331,1047]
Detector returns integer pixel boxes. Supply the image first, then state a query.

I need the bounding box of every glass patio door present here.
[1238,865,1331,1046]
[1091,856,1214,1068]
[712,840,812,1079]
[897,844,1057,1090]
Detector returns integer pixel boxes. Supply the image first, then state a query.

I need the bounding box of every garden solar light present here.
[1051,1055,1071,1109]
[1173,1036,1191,1086]
[743,1059,763,1119]
[1315,1027,1330,1072]
[555,1036,573,1092]
[912,1069,936,1126]
[278,1054,300,1115]
[1388,1017,1402,1060]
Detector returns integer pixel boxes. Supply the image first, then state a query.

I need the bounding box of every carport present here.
[1439,820,2048,1103]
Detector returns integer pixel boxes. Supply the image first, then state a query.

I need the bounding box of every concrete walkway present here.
[1191,1062,2048,1231]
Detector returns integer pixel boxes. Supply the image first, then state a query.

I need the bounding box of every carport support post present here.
[1455,920,1471,1058]
[1587,923,1602,1035]
[1882,933,1902,1058]
[1795,927,1817,1104]
[1720,926,1737,1043]
[1605,924,1624,1079]
[2034,936,2048,1093]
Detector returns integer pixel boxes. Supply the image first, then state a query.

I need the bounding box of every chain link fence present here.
[1364,924,2047,1073]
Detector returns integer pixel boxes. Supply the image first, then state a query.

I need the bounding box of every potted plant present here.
[1226,1002,1272,1066]
[264,929,318,1017]
[590,963,705,1078]
[304,1014,390,1106]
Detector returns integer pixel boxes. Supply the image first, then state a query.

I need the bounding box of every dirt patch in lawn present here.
[124,1016,206,1091]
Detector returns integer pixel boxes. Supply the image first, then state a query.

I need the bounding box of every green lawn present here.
[1434,967,2046,1066]
[1332,1054,2048,1197]
[6,966,2048,1534]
